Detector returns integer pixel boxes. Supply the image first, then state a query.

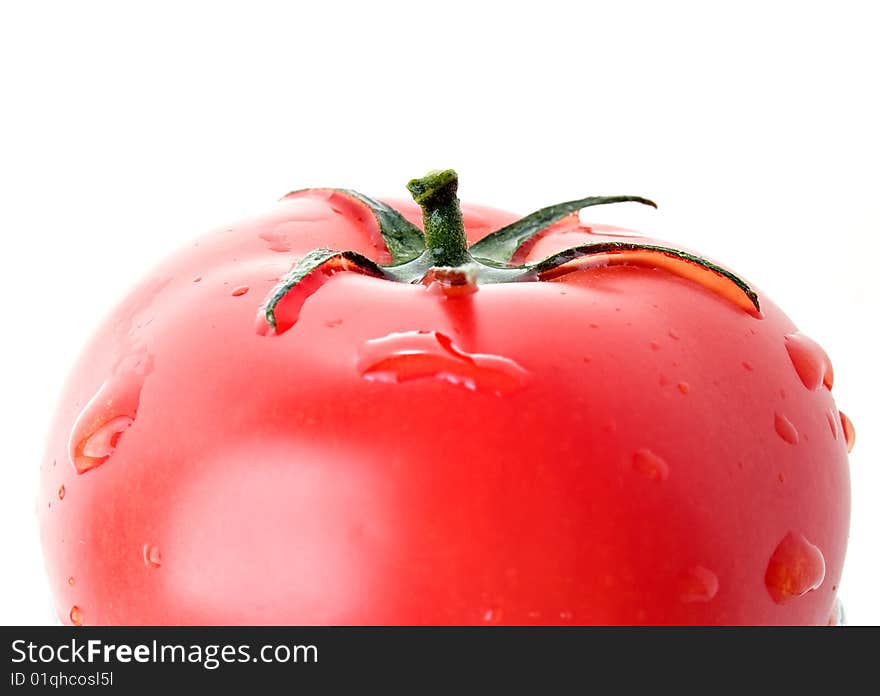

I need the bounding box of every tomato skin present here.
[39,192,850,625]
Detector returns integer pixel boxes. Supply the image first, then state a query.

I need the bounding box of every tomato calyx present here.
[259,170,760,332]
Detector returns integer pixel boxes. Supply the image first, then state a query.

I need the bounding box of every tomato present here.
[39,170,851,625]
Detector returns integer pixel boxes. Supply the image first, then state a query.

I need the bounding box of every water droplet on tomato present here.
[483,607,503,624]
[677,382,690,395]
[230,285,249,297]
[71,414,135,474]
[559,610,573,621]
[69,356,150,474]
[649,340,661,351]
[839,411,855,452]
[69,605,83,626]
[192,276,202,283]
[774,413,799,445]
[259,230,292,252]
[765,532,825,604]
[742,361,754,372]
[57,485,65,500]
[143,544,162,568]
[357,331,528,395]
[324,318,343,328]
[826,409,839,440]
[784,332,834,391]
[67,577,75,586]
[678,566,719,603]
[668,328,680,340]
[632,449,669,481]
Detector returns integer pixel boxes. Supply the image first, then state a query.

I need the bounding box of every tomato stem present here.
[407,170,471,268]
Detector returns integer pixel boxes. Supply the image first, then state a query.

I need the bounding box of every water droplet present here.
[559,610,573,621]
[784,332,834,391]
[71,414,135,474]
[649,340,661,351]
[632,448,669,481]
[589,322,600,329]
[678,565,719,603]
[69,358,150,474]
[259,230,293,252]
[143,544,162,568]
[742,361,754,372]
[324,318,343,328]
[483,607,503,624]
[668,329,680,340]
[357,331,529,395]
[677,382,690,395]
[765,532,825,604]
[826,409,839,439]
[827,597,845,626]
[57,485,65,500]
[69,605,83,626]
[230,285,249,297]
[67,577,75,586]
[839,411,855,453]
[192,276,202,283]
[774,413,799,445]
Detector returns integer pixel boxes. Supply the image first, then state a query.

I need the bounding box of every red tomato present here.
[39,172,851,625]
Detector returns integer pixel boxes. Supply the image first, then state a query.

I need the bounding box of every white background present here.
[0,1,876,624]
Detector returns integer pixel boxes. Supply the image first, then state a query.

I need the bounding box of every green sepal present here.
[522,241,760,311]
[468,195,657,263]
[285,188,426,264]
[262,248,389,331]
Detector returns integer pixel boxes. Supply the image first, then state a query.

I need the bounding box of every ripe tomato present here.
[40,171,851,625]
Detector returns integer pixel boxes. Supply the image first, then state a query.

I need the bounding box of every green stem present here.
[406,169,471,267]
